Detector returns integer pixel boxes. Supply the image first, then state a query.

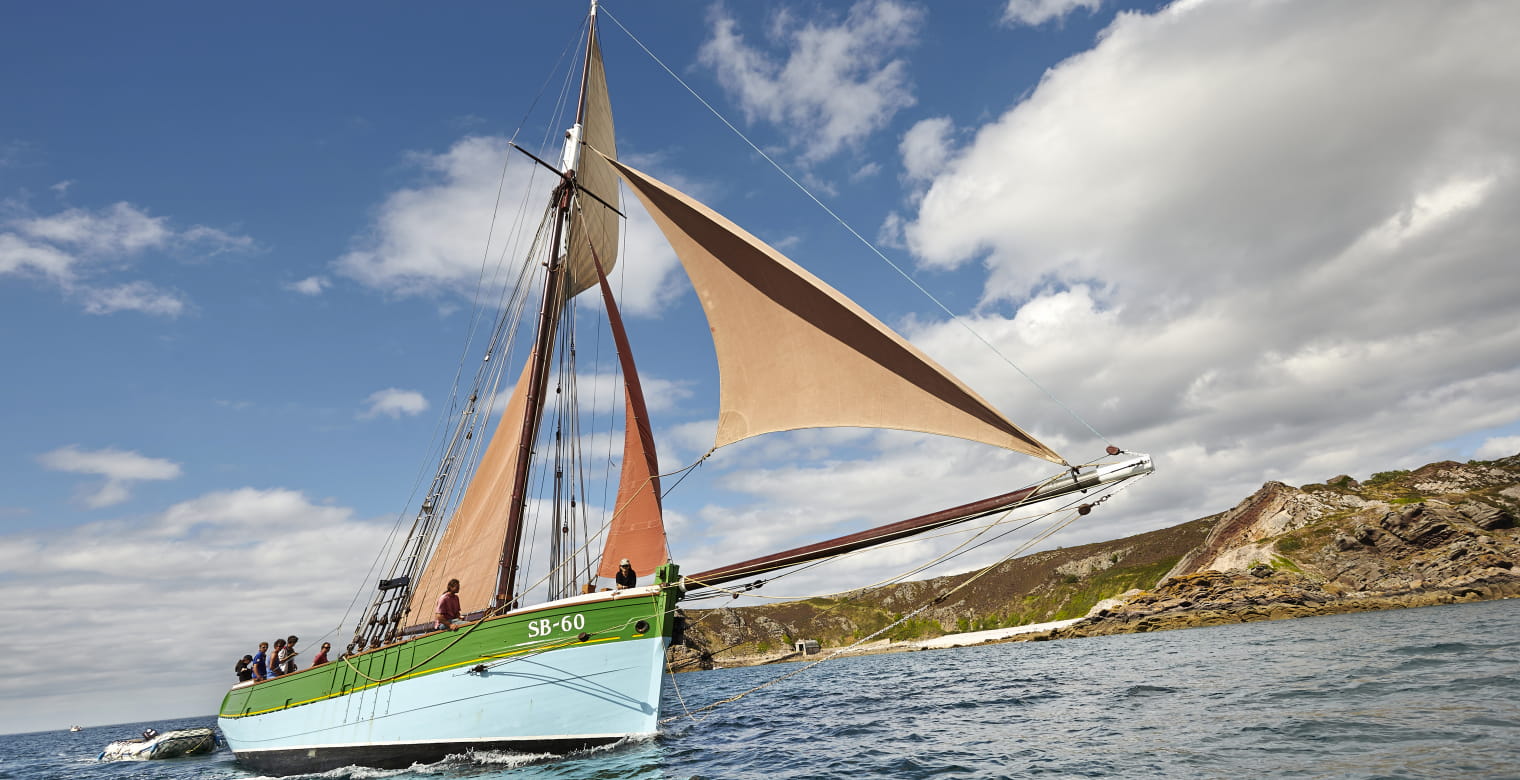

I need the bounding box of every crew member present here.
[615,559,637,590]
[435,578,462,630]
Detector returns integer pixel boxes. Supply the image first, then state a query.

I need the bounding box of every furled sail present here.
[589,254,667,580]
[603,154,1066,466]
[562,22,619,298]
[412,359,535,617]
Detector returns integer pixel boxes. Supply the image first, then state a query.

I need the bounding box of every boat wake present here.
[274,735,659,779]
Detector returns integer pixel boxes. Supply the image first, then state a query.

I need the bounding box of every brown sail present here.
[602,154,1066,465]
[562,21,620,298]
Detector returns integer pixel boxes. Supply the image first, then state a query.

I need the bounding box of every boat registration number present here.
[526,613,586,638]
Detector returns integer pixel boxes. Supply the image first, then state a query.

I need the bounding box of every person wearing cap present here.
[614,559,637,590]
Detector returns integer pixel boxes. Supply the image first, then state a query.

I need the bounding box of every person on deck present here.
[251,642,270,680]
[235,655,254,682]
[615,559,637,590]
[281,635,299,673]
[311,642,331,667]
[435,578,462,631]
[268,638,287,677]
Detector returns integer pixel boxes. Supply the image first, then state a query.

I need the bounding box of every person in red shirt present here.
[435,578,462,631]
[311,642,331,667]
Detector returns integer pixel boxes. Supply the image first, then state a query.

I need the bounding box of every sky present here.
[2,0,1518,734]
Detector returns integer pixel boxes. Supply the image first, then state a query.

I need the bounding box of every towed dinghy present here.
[99,727,218,761]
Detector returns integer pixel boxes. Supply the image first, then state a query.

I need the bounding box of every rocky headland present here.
[671,453,1520,668]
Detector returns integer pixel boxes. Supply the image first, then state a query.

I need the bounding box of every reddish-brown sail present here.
[589,250,667,580]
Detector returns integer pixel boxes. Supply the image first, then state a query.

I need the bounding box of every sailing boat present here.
[217,4,1152,774]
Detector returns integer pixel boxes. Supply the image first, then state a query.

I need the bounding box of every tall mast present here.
[494,6,601,608]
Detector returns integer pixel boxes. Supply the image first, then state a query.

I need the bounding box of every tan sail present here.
[603,154,1066,466]
[412,358,535,617]
[563,22,620,298]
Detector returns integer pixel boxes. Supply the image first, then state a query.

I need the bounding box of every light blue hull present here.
[219,632,670,772]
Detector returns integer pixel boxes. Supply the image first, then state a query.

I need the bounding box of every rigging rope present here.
[661,460,1152,723]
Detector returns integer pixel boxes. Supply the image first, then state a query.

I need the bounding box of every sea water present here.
[4,598,1517,779]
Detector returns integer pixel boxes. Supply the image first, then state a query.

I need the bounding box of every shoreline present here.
[687,573,1520,670]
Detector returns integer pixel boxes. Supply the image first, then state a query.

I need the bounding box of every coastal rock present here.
[677,453,1520,667]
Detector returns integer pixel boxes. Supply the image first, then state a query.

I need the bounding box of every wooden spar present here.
[681,485,1047,591]
[682,455,1153,592]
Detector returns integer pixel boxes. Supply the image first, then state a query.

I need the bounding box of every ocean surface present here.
[6,598,1518,779]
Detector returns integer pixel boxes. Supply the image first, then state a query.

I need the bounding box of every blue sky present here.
[3,0,1518,734]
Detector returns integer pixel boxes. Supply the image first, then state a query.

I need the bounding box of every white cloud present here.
[14,201,170,256]
[607,196,686,317]
[665,0,1520,603]
[900,116,953,183]
[336,137,527,296]
[1003,0,1102,27]
[0,488,390,730]
[359,388,429,419]
[698,0,923,163]
[0,232,75,281]
[1475,436,1520,460]
[178,224,257,256]
[37,445,182,508]
[869,0,1520,551]
[335,136,684,316]
[80,280,189,317]
[0,198,254,315]
[288,275,330,295]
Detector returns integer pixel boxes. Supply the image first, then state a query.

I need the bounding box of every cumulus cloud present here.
[37,445,182,508]
[698,0,923,163]
[334,136,683,316]
[0,488,391,729]
[653,0,1520,603]
[900,117,954,183]
[359,388,429,419]
[878,0,1520,544]
[1475,436,1520,460]
[1003,0,1103,27]
[13,201,171,258]
[287,275,330,295]
[0,199,254,315]
[80,280,189,316]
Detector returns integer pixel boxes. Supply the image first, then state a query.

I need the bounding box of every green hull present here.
[219,569,681,774]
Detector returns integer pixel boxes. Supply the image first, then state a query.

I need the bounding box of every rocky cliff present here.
[673,453,1520,666]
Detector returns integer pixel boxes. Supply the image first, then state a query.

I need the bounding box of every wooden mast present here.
[494,7,599,609]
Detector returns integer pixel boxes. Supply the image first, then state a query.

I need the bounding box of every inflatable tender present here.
[99,727,218,761]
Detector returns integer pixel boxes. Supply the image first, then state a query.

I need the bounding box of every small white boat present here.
[98,727,218,761]
[69,725,82,732]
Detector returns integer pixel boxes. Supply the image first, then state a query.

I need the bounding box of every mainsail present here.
[406,19,633,615]
[411,359,534,616]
